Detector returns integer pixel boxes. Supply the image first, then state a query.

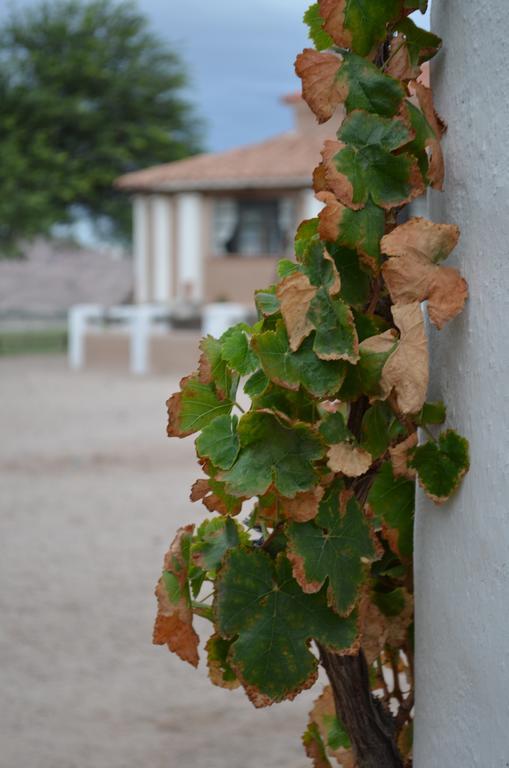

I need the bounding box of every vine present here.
[153,2,469,766]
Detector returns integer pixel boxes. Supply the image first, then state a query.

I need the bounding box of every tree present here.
[0,0,202,255]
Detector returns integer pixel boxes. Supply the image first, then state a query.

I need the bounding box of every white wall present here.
[414,2,509,765]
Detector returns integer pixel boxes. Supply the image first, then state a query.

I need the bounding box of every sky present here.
[2,0,431,153]
[141,0,430,152]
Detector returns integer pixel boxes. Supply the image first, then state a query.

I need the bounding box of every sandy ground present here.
[0,355,320,768]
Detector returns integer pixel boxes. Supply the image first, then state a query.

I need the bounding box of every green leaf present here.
[215,549,358,703]
[319,411,353,445]
[328,0,402,57]
[373,587,406,618]
[206,634,239,687]
[255,286,280,317]
[339,333,397,401]
[327,243,371,306]
[302,722,334,767]
[199,335,238,400]
[220,411,324,498]
[287,480,379,616]
[308,288,359,362]
[409,429,470,503]
[220,325,258,375]
[191,516,245,575]
[327,199,385,270]
[353,311,390,342]
[303,3,334,50]
[404,100,435,179]
[297,237,339,293]
[167,377,233,437]
[415,401,447,426]
[361,402,405,458]
[367,462,415,559]
[325,714,351,751]
[295,218,320,259]
[277,258,299,278]
[333,111,419,209]
[252,385,317,423]
[338,51,405,117]
[253,321,347,398]
[195,414,240,470]
[243,368,269,397]
[395,18,442,67]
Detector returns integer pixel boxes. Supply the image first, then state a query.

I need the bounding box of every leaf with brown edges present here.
[381,302,429,415]
[153,525,199,667]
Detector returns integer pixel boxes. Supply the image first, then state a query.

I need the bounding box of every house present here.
[69,96,343,374]
[115,96,341,307]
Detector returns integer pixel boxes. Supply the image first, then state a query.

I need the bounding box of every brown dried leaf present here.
[277,272,317,351]
[318,0,352,50]
[382,303,429,415]
[381,217,459,263]
[321,139,358,210]
[414,82,445,189]
[381,217,467,329]
[389,433,418,479]
[190,478,243,516]
[327,442,373,477]
[317,191,343,242]
[386,32,420,81]
[295,49,345,124]
[282,486,325,523]
[153,525,199,668]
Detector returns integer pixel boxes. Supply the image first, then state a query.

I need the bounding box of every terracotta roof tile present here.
[116,131,328,193]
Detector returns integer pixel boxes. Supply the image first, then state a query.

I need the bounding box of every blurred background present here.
[0,1,429,766]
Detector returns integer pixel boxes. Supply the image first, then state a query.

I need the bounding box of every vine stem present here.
[318,646,404,768]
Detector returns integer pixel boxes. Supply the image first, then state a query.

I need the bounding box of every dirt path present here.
[0,356,319,768]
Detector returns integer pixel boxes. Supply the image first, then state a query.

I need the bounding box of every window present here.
[212,197,295,257]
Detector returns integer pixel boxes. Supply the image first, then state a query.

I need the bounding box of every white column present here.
[152,195,172,303]
[176,193,203,301]
[302,188,323,220]
[133,195,150,303]
[414,2,509,766]
[67,305,102,370]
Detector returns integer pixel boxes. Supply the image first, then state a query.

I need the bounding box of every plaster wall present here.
[414,2,509,765]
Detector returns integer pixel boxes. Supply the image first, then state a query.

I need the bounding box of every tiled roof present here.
[116,131,328,193]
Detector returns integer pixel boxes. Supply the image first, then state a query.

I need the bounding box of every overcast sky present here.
[3,0,431,152]
[143,0,430,152]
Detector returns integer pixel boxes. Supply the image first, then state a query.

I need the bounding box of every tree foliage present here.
[154,3,469,767]
[0,0,202,254]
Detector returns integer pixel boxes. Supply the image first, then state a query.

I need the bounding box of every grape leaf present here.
[381,302,429,415]
[327,442,373,477]
[206,634,240,690]
[191,516,245,575]
[339,329,397,401]
[308,288,359,362]
[215,548,358,705]
[389,432,418,479]
[318,0,403,57]
[190,477,243,516]
[198,335,238,401]
[327,241,372,306]
[414,82,446,189]
[415,401,447,426]
[255,286,280,317]
[276,271,317,351]
[253,321,347,398]
[303,721,335,768]
[288,482,379,616]
[167,375,234,438]
[319,411,353,444]
[318,193,385,271]
[243,368,269,397]
[387,18,442,81]
[220,411,325,498]
[153,525,199,667]
[367,461,415,559]
[322,111,425,210]
[295,48,404,124]
[306,686,354,768]
[381,217,467,329]
[221,325,258,375]
[195,414,239,470]
[361,401,404,459]
[409,429,470,503]
[303,3,335,51]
